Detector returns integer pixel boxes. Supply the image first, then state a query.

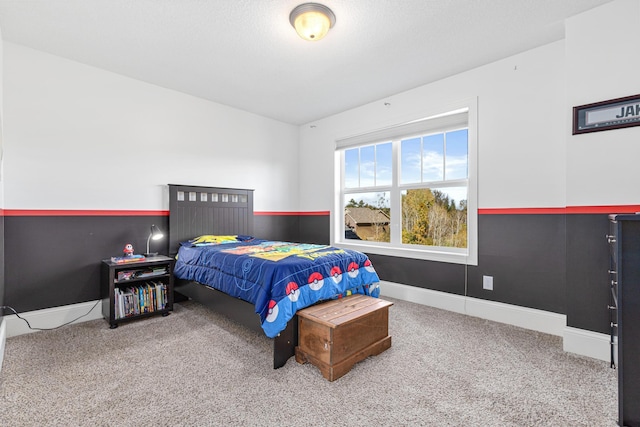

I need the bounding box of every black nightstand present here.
[101,255,174,328]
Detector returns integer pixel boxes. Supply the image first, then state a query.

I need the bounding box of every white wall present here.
[299,0,640,213]
[2,43,300,212]
[298,40,567,212]
[0,25,4,202]
[565,0,640,207]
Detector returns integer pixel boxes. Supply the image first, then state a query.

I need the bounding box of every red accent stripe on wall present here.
[2,209,170,217]
[479,205,640,215]
[254,211,330,216]
[564,205,640,214]
[478,207,566,215]
[1,207,638,217]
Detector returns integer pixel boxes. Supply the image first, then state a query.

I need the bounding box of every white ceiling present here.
[0,0,615,125]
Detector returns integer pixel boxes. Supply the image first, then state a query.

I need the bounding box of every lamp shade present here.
[290,3,335,41]
[150,224,164,240]
[145,224,164,256]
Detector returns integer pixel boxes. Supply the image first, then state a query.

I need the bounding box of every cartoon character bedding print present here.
[173,236,381,338]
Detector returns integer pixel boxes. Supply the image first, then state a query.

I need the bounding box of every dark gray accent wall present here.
[565,214,610,334]
[368,254,466,295]
[299,215,330,244]
[254,214,331,245]
[1,211,613,336]
[254,215,300,242]
[468,214,567,314]
[0,215,4,318]
[4,215,169,312]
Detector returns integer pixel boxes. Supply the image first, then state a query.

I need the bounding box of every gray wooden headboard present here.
[168,184,254,256]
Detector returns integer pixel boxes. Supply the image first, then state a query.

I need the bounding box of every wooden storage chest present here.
[295,294,393,381]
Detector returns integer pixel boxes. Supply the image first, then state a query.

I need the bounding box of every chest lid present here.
[297,294,393,328]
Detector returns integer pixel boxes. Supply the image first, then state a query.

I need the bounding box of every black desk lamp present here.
[144,224,164,257]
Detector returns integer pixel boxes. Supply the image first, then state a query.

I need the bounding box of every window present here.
[334,100,477,265]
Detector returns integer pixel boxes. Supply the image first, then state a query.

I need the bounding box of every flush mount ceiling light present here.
[289,3,336,41]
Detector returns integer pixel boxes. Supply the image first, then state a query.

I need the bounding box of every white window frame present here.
[333,98,478,266]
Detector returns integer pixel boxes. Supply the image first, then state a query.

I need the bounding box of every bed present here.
[168,184,381,368]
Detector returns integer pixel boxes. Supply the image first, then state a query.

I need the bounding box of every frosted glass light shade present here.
[290,3,336,41]
[145,224,164,256]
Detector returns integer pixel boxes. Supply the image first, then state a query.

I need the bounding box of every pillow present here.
[182,235,255,247]
[189,235,239,246]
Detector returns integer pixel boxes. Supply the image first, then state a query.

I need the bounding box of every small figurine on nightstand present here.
[123,243,134,257]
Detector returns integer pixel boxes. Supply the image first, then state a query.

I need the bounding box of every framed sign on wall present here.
[573,94,640,135]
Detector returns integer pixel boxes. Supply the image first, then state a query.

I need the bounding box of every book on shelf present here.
[111,254,146,264]
[114,281,168,320]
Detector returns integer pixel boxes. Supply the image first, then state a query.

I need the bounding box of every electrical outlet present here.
[483,275,494,290]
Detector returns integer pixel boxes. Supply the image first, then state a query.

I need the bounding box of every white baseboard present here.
[5,300,103,338]
[379,280,467,314]
[0,318,6,375]
[380,280,609,362]
[563,326,612,363]
[464,297,566,337]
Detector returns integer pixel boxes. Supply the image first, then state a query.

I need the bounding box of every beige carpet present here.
[0,297,617,426]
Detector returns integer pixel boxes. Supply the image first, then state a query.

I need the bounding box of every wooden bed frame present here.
[168,184,297,369]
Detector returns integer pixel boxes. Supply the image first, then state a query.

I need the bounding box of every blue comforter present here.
[174,238,381,338]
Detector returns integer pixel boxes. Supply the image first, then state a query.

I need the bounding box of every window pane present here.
[423,133,444,182]
[401,187,467,248]
[359,145,375,187]
[400,137,421,184]
[344,148,359,188]
[376,142,392,186]
[445,129,468,180]
[344,192,391,242]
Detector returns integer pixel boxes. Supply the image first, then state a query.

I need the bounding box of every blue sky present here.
[344,128,468,209]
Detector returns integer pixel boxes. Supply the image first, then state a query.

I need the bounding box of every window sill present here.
[334,240,477,266]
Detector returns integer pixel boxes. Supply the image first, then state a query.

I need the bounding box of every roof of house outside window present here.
[344,207,390,225]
